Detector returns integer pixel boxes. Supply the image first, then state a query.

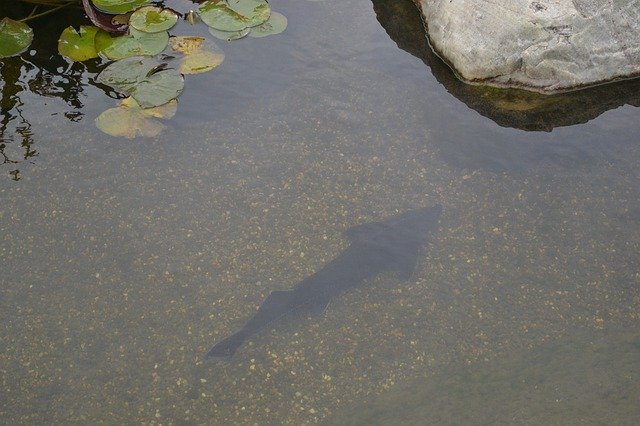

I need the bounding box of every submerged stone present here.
[413,0,640,93]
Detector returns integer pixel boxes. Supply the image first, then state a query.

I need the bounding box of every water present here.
[329,326,640,424]
[1,0,639,423]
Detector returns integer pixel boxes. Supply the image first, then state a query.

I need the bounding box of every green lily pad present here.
[96,97,177,138]
[91,0,151,15]
[129,6,178,33]
[97,56,159,88]
[58,26,100,61]
[0,18,34,58]
[97,56,184,107]
[208,27,250,41]
[95,27,169,60]
[168,36,224,74]
[198,0,270,32]
[248,11,287,38]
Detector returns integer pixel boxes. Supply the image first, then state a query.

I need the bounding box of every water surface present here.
[1,0,639,423]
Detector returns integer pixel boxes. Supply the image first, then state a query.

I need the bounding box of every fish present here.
[206,205,443,359]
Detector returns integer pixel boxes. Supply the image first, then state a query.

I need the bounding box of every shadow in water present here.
[206,207,442,360]
[371,0,640,133]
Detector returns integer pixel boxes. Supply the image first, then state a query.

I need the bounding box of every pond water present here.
[1,0,639,424]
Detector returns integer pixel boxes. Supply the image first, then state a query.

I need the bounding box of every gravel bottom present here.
[1,0,639,422]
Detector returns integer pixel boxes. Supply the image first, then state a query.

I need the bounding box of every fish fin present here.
[233,290,296,337]
[206,332,246,360]
[307,297,331,316]
[394,251,419,281]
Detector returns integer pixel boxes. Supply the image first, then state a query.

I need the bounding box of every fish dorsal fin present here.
[343,221,387,243]
[307,296,331,316]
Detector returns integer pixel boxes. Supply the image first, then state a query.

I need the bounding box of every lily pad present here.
[96,97,177,138]
[111,13,132,26]
[91,0,151,15]
[58,26,100,61]
[97,56,184,107]
[208,27,250,41]
[248,11,287,38]
[95,27,169,60]
[168,36,225,74]
[0,18,34,58]
[198,0,270,32]
[129,6,178,33]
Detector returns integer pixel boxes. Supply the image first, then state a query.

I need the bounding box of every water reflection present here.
[0,4,97,179]
[1,60,36,180]
[372,0,640,132]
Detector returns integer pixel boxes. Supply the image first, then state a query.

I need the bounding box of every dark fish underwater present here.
[206,205,443,359]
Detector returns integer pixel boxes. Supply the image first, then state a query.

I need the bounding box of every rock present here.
[412,0,640,93]
[372,0,640,171]
[372,0,640,132]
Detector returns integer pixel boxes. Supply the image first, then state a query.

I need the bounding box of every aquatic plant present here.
[0,0,288,138]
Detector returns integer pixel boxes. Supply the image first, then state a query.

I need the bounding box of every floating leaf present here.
[131,70,184,107]
[111,13,132,26]
[248,11,287,38]
[198,0,270,32]
[0,18,34,58]
[91,0,151,15]
[97,56,184,107]
[208,27,250,41]
[132,97,177,118]
[229,0,270,23]
[58,26,100,61]
[168,36,207,55]
[168,36,224,74]
[129,6,178,33]
[97,56,159,88]
[96,97,177,138]
[95,27,169,60]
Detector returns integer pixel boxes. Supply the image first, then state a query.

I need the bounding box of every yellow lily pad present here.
[96,97,177,138]
[168,36,225,74]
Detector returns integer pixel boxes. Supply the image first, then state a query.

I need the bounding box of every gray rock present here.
[413,0,640,93]
[373,0,640,133]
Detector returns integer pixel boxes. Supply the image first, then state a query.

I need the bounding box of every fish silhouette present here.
[206,205,442,359]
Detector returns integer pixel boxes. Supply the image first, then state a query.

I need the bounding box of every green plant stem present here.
[20,0,77,5]
[19,2,74,22]
[26,6,40,19]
